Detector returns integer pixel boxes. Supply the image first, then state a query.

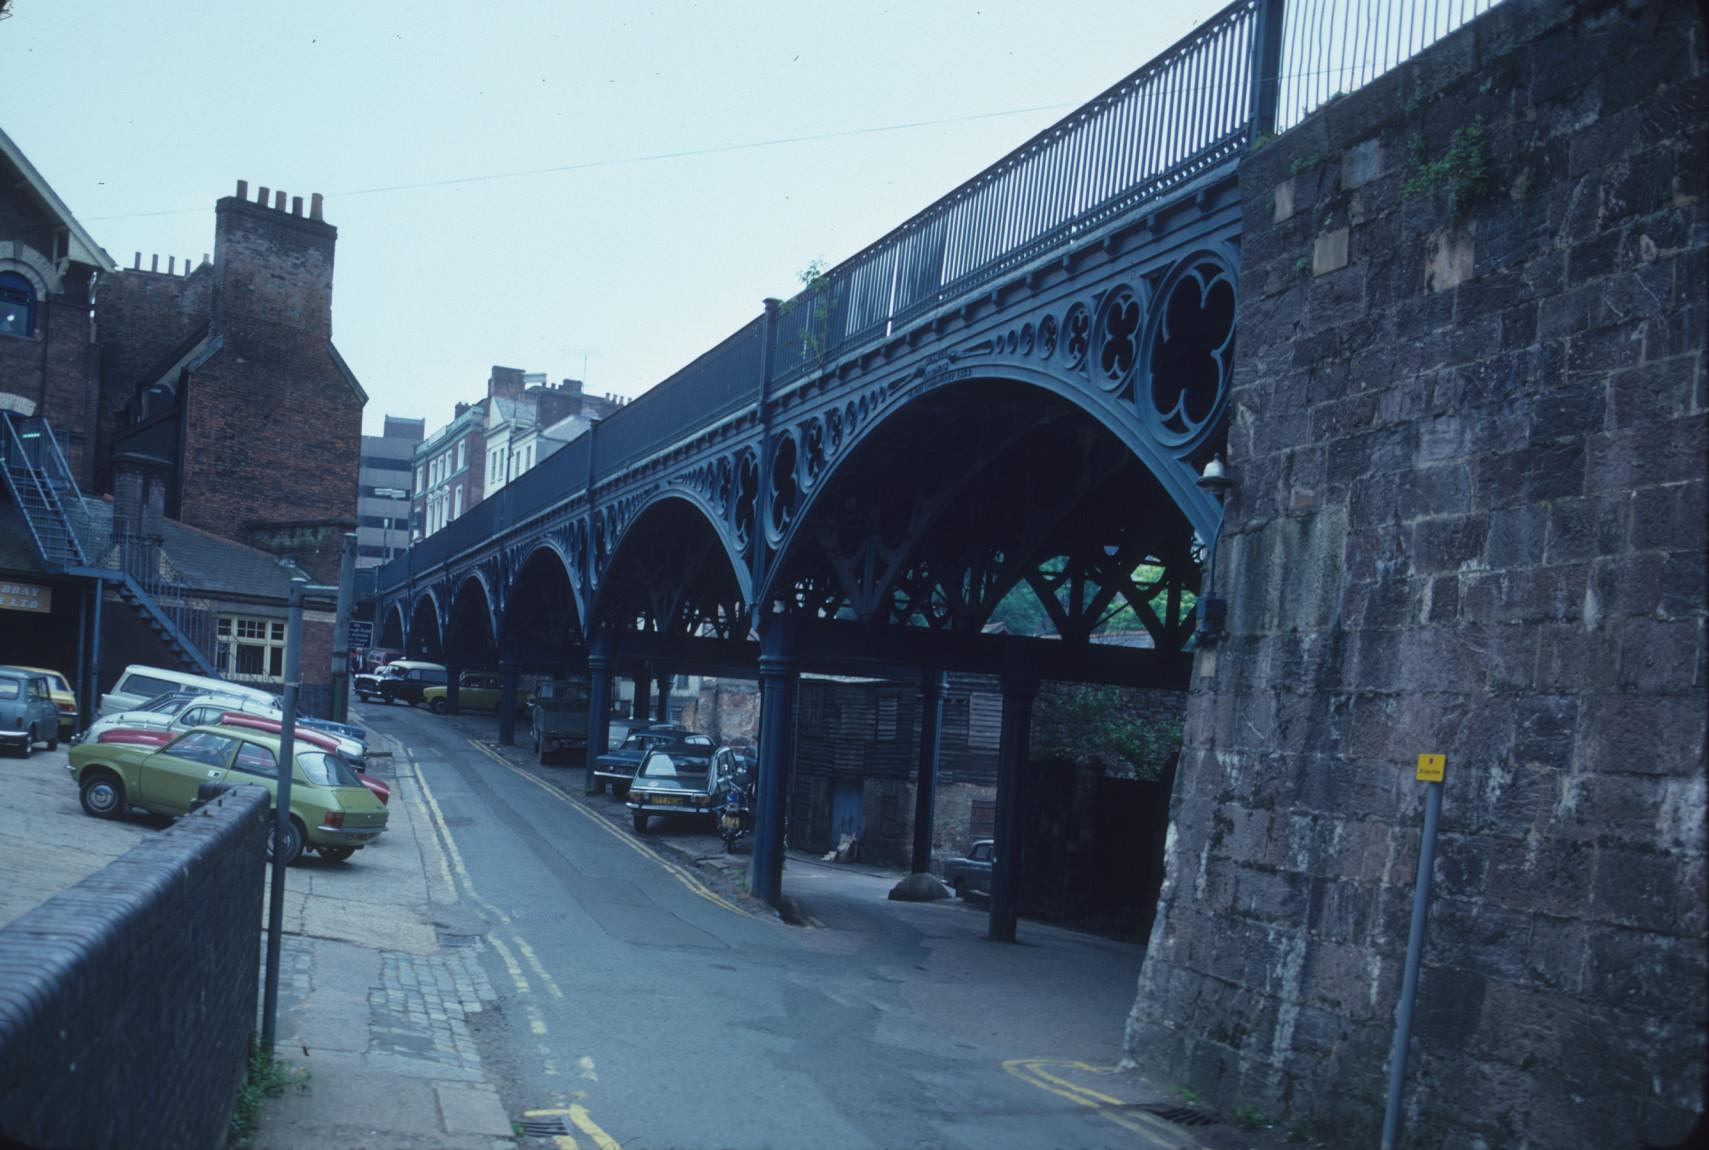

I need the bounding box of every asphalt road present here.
[357,700,1207,1150]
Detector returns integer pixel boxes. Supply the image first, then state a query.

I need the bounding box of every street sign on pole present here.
[348,620,373,649]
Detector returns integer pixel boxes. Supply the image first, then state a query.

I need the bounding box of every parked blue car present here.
[0,667,63,755]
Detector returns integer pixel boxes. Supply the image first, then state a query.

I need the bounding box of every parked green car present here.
[67,725,388,864]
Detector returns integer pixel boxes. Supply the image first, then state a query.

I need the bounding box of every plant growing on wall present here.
[1403,115,1493,219]
[780,259,832,362]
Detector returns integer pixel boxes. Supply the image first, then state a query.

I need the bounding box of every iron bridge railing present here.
[374,0,1504,596]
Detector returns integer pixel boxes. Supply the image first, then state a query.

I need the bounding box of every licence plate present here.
[650,795,684,806]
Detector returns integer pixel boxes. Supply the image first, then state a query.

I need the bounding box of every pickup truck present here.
[942,839,995,899]
[530,678,592,764]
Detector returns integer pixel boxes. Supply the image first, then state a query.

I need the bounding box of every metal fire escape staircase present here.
[0,412,218,675]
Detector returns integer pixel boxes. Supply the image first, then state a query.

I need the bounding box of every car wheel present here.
[267,817,306,866]
[357,692,370,702]
[80,771,127,818]
[632,811,648,834]
[46,729,59,751]
[953,877,967,899]
[406,698,419,708]
[319,846,355,863]
[430,699,447,715]
[614,782,629,800]
[23,725,37,756]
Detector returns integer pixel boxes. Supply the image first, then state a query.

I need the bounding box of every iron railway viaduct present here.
[375,0,1707,1143]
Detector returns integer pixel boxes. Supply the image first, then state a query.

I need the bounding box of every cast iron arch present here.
[499,541,587,654]
[591,490,753,639]
[406,589,445,659]
[593,488,754,609]
[446,572,501,657]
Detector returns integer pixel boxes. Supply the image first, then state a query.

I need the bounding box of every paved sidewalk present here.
[251,730,519,1150]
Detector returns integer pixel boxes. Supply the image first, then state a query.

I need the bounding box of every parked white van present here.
[98,664,274,718]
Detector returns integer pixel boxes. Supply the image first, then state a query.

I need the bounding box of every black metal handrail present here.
[769,0,1267,383]
[375,0,1508,595]
[1275,0,1501,132]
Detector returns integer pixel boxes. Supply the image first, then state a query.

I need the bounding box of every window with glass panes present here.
[217,616,286,681]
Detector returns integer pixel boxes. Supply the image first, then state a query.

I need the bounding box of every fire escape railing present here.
[0,412,218,675]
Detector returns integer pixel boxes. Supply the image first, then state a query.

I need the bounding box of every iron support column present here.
[910,670,948,875]
[654,667,673,723]
[445,663,462,714]
[497,660,518,745]
[74,584,89,733]
[330,532,356,724]
[584,631,615,795]
[631,665,652,722]
[1248,0,1285,141]
[88,578,103,724]
[988,674,1037,942]
[751,616,798,907]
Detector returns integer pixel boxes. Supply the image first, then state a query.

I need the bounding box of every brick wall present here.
[168,192,361,575]
[1128,2,1706,1145]
[0,785,270,1148]
[95,264,215,490]
[0,275,101,484]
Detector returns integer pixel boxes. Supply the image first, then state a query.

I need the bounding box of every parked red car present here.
[217,713,390,806]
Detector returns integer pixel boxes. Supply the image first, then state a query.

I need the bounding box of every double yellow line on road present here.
[401,742,622,1148]
[464,738,758,920]
[1003,1059,1205,1146]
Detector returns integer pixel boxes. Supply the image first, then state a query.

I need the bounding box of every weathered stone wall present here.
[1128,1,1706,1146]
[0,785,270,1148]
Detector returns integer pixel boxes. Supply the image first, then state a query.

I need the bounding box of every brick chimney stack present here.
[213,178,338,344]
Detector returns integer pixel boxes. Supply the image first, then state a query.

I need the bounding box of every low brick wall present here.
[0,785,271,1148]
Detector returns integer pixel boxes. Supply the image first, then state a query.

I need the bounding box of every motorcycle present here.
[718,763,755,853]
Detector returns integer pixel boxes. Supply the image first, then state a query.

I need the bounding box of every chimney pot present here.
[258,185,270,205]
[168,256,176,275]
[150,254,159,273]
[291,195,303,216]
[236,179,248,199]
[310,193,324,221]
[133,252,141,270]
[274,190,286,211]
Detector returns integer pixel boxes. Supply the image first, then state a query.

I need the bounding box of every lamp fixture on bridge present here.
[1193,454,1233,646]
[1195,453,1233,501]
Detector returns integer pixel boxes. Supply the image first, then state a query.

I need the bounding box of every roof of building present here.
[0,125,116,273]
[0,492,302,603]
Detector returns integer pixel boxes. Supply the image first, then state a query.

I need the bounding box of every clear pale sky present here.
[3,1,1228,435]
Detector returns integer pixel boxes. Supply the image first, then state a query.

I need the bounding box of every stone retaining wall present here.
[1129,1,1706,1145]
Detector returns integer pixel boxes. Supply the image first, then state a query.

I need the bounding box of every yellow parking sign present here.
[1416,753,1445,782]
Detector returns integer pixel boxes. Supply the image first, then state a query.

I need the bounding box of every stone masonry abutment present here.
[1129,1,1707,1145]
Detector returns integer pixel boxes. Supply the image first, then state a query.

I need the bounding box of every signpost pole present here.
[261,577,307,1055]
[1381,753,1446,1150]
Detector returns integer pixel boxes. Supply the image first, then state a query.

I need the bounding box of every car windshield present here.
[620,735,648,751]
[0,679,18,699]
[142,692,195,713]
[298,751,364,789]
[638,752,712,785]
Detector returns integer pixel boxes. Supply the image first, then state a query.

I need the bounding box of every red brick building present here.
[1,127,363,715]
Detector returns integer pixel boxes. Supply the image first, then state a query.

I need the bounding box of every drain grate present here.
[518,1115,571,1138]
[436,931,481,948]
[1143,1104,1217,1127]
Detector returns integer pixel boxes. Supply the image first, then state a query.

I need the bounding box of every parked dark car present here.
[591,725,711,797]
[373,661,448,707]
[943,839,995,898]
[626,745,722,833]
